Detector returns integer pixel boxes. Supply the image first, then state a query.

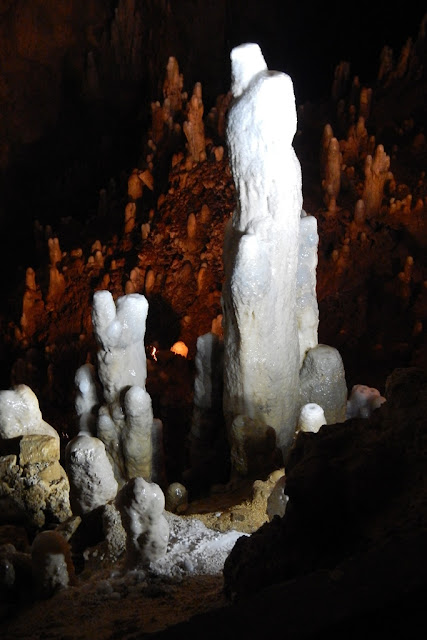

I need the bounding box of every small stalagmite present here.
[183,82,206,163]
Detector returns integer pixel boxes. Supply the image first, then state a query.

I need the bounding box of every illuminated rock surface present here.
[115,477,169,567]
[65,434,118,516]
[0,7,426,639]
[222,43,302,455]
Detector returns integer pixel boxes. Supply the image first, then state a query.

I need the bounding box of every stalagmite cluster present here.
[0,15,426,628]
[73,290,164,488]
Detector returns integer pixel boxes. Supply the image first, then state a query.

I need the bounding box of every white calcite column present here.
[222,43,303,455]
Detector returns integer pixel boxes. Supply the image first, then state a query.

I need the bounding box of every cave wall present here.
[1,1,424,199]
[0,0,425,310]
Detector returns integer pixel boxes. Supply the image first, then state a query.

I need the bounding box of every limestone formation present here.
[321,123,334,174]
[222,43,303,456]
[74,363,100,435]
[48,237,62,266]
[359,87,372,121]
[362,144,392,217]
[297,403,326,433]
[89,290,161,487]
[65,434,118,516]
[20,267,45,338]
[322,136,342,212]
[346,384,386,419]
[91,291,148,406]
[124,202,137,234]
[339,117,369,167]
[183,82,206,162]
[0,384,59,442]
[266,472,288,521]
[299,345,348,425]
[46,265,66,309]
[163,56,184,114]
[165,482,188,514]
[116,477,169,568]
[127,171,143,201]
[0,431,71,530]
[296,212,319,367]
[122,386,153,481]
[31,530,75,599]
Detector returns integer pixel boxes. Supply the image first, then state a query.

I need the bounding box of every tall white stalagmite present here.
[222,43,303,455]
[90,290,160,487]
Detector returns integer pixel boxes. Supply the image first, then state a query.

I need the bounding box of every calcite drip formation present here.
[1,21,426,603]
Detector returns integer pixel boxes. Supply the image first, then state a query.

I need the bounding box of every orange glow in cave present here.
[170,341,189,358]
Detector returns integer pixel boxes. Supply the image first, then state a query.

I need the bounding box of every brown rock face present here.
[223,367,427,601]
[0,434,71,531]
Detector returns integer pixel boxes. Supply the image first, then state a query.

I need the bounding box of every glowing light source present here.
[170,341,188,358]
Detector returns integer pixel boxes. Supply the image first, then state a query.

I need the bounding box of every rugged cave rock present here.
[0,2,427,638]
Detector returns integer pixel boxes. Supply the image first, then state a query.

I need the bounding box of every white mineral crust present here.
[0,384,59,442]
[222,43,302,454]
